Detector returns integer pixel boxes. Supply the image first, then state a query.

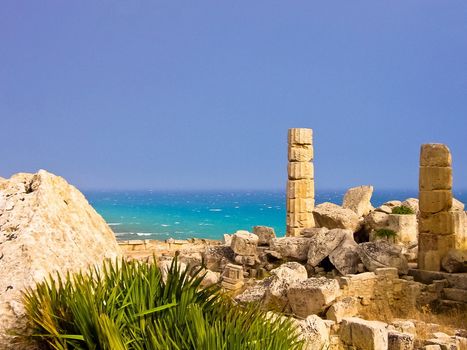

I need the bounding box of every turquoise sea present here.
[85,190,467,241]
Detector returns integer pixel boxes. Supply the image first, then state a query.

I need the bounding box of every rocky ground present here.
[1,172,466,350]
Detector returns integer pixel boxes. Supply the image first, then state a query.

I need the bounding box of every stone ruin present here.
[286,128,315,236]
[170,135,466,349]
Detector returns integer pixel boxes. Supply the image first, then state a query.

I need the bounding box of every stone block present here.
[388,214,418,244]
[270,236,313,260]
[288,128,312,145]
[443,288,467,302]
[286,226,303,237]
[313,202,361,232]
[419,167,452,191]
[418,233,456,271]
[388,331,415,350]
[419,190,452,213]
[287,278,341,317]
[420,144,452,167]
[230,230,258,256]
[253,226,276,246]
[287,197,314,213]
[288,162,313,180]
[419,211,461,235]
[325,297,359,323]
[342,185,374,217]
[288,144,313,162]
[287,212,314,228]
[287,179,314,199]
[340,317,388,350]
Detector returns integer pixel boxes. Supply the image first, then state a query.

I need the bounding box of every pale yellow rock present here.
[418,233,456,271]
[288,162,314,180]
[288,128,312,145]
[286,226,304,237]
[287,212,314,228]
[419,190,452,214]
[419,167,452,191]
[420,144,452,167]
[287,198,315,213]
[288,145,313,162]
[419,211,461,235]
[0,170,121,348]
[388,214,418,244]
[287,179,314,199]
[342,185,374,217]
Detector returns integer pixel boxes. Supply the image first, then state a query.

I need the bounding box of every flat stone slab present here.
[408,269,467,290]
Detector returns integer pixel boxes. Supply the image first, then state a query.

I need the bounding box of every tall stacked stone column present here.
[286,128,315,236]
[418,144,456,271]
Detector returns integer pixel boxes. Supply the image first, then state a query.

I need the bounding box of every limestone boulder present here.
[263,262,308,311]
[269,237,312,261]
[342,185,374,217]
[253,226,276,246]
[326,297,359,323]
[441,249,467,273]
[230,230,258,256]
[384,200,402,209]
[0,170,121,349]
[452,198,465,211]
[307,228,350,267]
[365,211,390,233]
[359,240,409,274]
[340,317,388,350]
[234,280,268,304]
[329,235,361,275]
[313,202,361,232]
[388,331,415,350]
[287,277,341,317]
[387,214,418,245]
[402,198,419,214]
[376,205,393,214]
[293,315,330,350]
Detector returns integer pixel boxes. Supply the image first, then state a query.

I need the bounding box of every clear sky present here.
[1,1,466,191]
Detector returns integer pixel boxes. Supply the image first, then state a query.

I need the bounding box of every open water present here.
[85,190,467,241]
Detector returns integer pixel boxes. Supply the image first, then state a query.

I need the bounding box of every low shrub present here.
[392,205,415,215]
[374,228,397,239]
[22,256,303,350]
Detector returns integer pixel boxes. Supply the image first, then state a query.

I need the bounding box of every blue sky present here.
[1,1,466,191]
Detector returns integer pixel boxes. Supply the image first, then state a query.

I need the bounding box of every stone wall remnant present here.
[287,128,315,236]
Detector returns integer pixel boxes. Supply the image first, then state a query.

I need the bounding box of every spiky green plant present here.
[392,205,415,215]
[374,228,397,239]
[22,256,303,350]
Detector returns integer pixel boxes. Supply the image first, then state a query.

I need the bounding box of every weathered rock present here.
[329,235,361,275]
[388,331,415,350]
[388,214,418,245]
[159,259,188,283]
[376,205,393,214]
[402,198,420,214]
[391,320,416,336]
[200,269,220,287]
[230,230,258,256]
[293,315,330,350]
[287,277,341,317]
[326,297,359,323]
[342,185,374,217]
[270,237,312,261]
[313,202,361,232]
[384,200,403,209]
[441,249,467,273]
[365,211,390,232]
[253,226,276,246]
[202,246,234,272]
[359,240,408,274]
[307,228,350,267]
[0,170,121,348]
[222,233,232,246]
[234,280,268,304]
[452,198,465,211]
[340,317,388,350]
[263,262,308,311]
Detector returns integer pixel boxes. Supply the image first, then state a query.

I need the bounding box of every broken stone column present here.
[286,128,315,236]
[221,263,244,291]
[418,144,456,271]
